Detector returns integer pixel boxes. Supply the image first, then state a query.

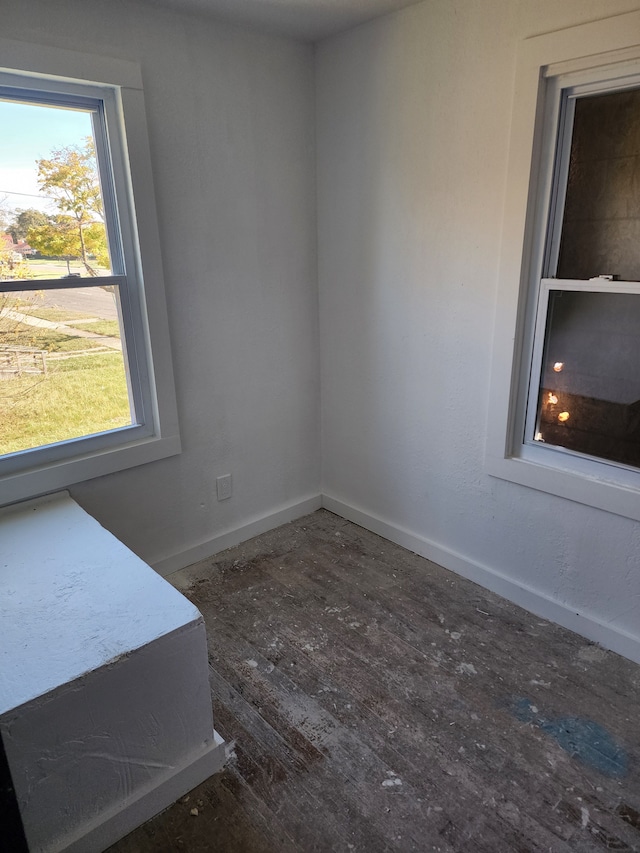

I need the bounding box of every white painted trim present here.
[155,494,323,577]
[155,489,640,663]
[0,38,181,507]
[321,494,640,666]
[1,435,182,509]
[53,734,228,853]
[485,10,640,523]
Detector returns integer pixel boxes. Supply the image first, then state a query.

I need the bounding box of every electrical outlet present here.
[216,474,232,501]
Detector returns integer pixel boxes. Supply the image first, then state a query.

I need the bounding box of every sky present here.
[0,98,95,219]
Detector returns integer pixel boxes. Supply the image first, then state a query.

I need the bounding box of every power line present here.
[0,189,56,201]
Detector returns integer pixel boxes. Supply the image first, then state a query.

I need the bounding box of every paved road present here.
[38,285,119,321]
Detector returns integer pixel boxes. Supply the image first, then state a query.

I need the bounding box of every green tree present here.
[8,208,49,243]
[27,215,109,270]
[33,138,108,275]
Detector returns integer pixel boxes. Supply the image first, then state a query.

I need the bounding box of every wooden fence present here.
[0,346,48,378]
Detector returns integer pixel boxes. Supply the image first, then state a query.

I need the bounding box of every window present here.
[525,79,640,468]
[0,39,179,506]
[486,11,640,521]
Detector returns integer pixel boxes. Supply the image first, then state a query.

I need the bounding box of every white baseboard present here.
[56,734,229,853]
[153,494,323,578]
[151,489,640,664]
[322,494,640,666]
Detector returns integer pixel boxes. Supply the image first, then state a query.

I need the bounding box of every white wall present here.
[1,0,320,566]
[6,0,640,660]
[317,0,640,659]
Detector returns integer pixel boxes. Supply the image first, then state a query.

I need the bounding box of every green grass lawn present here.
[20,306,95,323]
[70,319,121,337]
[0,352,131,455]
[0,317,104,351]
[0,315,131,455]
[24,259,86,279]
[24,259,110,279]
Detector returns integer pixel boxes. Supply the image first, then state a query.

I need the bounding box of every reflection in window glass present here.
[535,290,640,468]
[556,87,640,282]
[0,287,131,456]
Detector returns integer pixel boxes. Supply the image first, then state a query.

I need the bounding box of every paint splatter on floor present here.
[111,511,640,853]
[507,697,628,778]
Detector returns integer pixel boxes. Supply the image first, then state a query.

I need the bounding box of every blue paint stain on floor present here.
[507,697,628,778]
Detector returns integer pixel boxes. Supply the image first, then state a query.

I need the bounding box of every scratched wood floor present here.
[109,509,640,852]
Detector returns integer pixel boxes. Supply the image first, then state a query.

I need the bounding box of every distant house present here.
[14,240,35,257]
[0,233,29,264]
[1,234,34,259]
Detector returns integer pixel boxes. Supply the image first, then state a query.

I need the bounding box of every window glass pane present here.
[557,87,640,282]
[0,97,113,282]
[534,289,640,467]
[0,286,133,456]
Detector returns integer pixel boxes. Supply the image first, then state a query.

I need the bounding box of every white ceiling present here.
[143,0,424,42]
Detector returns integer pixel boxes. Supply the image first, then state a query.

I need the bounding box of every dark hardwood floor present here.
[109,510,640,852]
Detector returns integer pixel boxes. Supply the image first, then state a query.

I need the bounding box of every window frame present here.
[485,11,640,522]
[0,38,180,506]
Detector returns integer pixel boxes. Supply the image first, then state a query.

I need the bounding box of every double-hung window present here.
[0,40,179,505]
[486,12,640,521]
